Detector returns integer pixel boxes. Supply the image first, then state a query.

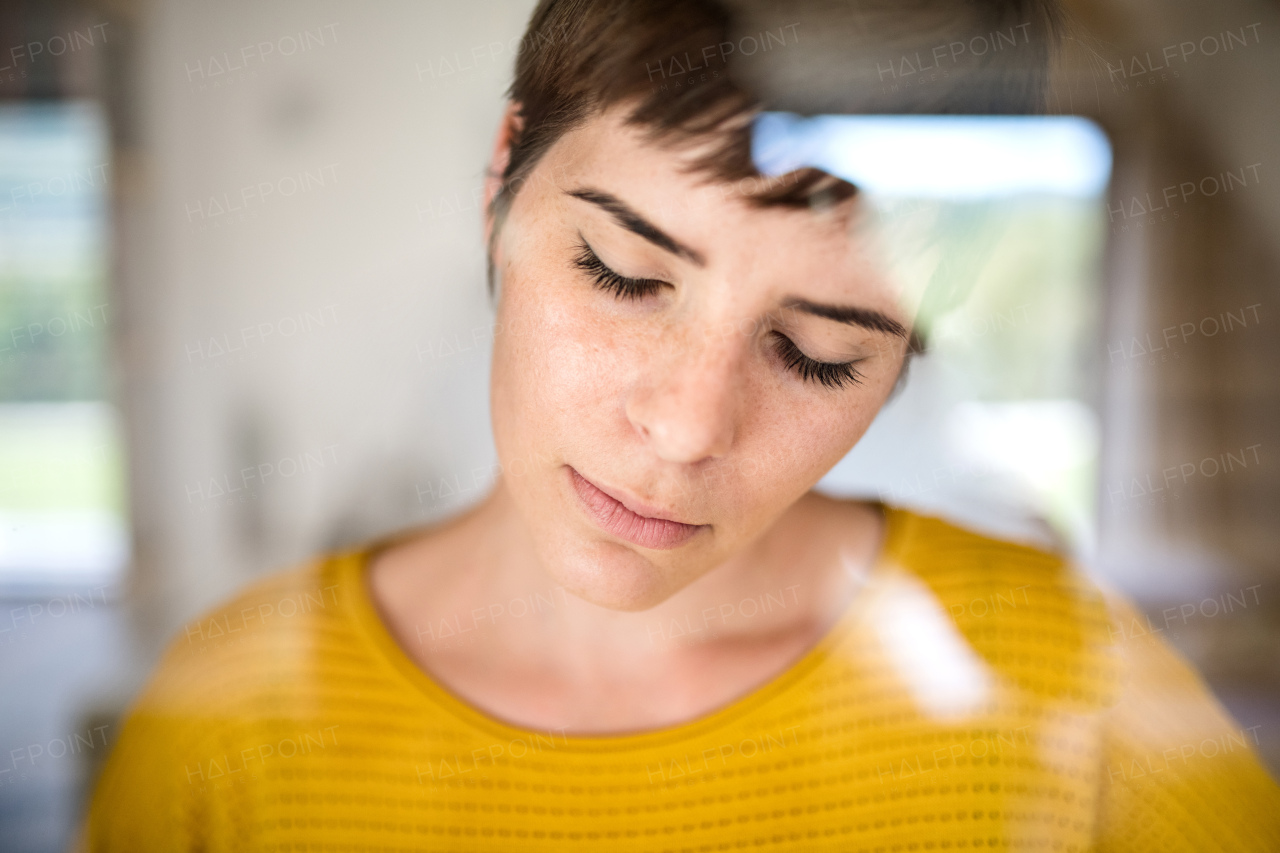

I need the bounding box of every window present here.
[815,117,1112,557]
[0,101,126,588]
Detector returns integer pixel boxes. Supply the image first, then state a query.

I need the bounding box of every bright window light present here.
[810,115,1112,556]
[752,113,1112,199]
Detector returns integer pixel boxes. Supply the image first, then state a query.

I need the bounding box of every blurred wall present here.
[112,0,534,651]
[1062,0,1280,764]
[1073,0,1280,594]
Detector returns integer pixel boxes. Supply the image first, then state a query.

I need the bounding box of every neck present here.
[377,478,882,680]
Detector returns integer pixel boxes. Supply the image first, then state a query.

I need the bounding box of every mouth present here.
[567,466,707,551]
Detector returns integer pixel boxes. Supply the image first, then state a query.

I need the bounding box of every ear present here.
[483,101,523,249]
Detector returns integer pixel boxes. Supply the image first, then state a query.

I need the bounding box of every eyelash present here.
[572,242,666,301]
[772,333,864,389]
[571,240,863,389]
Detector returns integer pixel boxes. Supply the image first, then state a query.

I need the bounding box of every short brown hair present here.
[492,0,1064,236]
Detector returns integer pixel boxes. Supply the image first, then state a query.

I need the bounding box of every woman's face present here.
[488,105,911,611]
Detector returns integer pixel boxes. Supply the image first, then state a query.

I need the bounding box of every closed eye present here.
[771,332,864,389]
[572,240,667,301]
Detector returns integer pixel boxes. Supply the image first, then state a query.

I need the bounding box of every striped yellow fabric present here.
[85,507,1280,851]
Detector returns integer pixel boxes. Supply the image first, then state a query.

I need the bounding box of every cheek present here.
[812,370,898,461]
[491,265,637,455]
[727,380,891,517]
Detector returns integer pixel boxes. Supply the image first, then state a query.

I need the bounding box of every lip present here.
[567,466,706,550]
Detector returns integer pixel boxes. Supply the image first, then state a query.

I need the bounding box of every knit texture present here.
[86,507,1280,851]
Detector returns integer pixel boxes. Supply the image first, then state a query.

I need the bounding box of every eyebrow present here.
[568,186,905,339]
[782,297,908,339]
[567,187,706,266]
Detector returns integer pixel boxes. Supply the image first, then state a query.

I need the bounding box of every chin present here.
[546,537,684,612]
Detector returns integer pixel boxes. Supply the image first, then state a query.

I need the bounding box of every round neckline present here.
[341,503,910,754]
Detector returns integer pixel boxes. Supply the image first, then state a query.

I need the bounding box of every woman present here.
[86,0,1279,849]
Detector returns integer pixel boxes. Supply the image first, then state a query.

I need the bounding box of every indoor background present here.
[0,0,1277,850]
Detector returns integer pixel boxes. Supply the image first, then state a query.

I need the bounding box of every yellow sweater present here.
[86,507,1279,851]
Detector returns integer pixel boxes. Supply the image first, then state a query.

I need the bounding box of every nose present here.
[625,326,740,464]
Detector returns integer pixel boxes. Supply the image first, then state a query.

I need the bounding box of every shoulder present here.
[86,554,366,847]
[177,557,348,650]
[880,505,1119,706]
[137,553,360,717]
[884,504,1105,616]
